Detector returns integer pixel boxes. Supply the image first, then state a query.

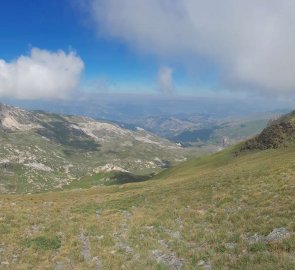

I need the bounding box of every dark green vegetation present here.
[65,171,151,189]
[37,120,100,153]
[22,236,61,251]
[171,127,215,142]
[241,110,295,151]
[1,112,295,269]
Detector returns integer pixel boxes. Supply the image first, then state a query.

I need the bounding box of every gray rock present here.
[158,239,170,249]
[246,233,265,244]
[246,227,292,244]
[266,227,291,242]
[198,260,205,266]
[224,242,236,249]
[121,210,132,219]
[12,254,18,262]
[152,250,185,270]
[92,256,102,270]
[204,261,213,270]
[198,260,212,270]
[79,233,91,262]
[95,209,101,219]
[116,241,134,254]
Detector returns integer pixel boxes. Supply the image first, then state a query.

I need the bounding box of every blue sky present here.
[0,0,226,98]
[0,1,295,100]
[0,0,193,96]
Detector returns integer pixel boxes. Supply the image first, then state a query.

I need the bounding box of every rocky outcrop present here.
[0,103,41,131]
[240,112,295,151]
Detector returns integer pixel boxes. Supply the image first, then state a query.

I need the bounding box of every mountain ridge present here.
[240,110,295,151]
[0,103,186,193]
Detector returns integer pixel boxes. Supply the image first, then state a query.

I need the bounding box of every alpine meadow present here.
[1,1,295,269]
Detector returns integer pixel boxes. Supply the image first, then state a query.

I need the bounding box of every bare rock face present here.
[0,103,41,131]
[93,164,129,174]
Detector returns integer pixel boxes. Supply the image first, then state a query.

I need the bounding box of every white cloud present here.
[0,48,84,100]
[88,0,295,94]
[158,67,174,94]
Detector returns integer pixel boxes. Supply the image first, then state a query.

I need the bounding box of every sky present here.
[0,0,295,101]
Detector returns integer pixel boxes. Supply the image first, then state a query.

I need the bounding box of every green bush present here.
[23,236,61,250]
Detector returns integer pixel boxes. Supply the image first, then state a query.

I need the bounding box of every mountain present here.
[0,103,186,193]
[3,96,288,148]
[1,110,295,269]
[131,115,203,138]
[241,110,295,151]
[129,114,272,148]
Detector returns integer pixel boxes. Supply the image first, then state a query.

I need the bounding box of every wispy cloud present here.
[158,67,175,94]
[0,48,84,100]
[87,0,295,94]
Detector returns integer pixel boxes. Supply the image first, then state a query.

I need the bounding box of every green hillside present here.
[1,137,295,268]
[0,104,187,193]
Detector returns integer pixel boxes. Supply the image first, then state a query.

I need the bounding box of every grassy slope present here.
[1,147,295,269]
[171,118,268,146]
[63,172,151,190]
[210,119,269,144]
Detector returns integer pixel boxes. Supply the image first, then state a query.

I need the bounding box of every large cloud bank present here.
[0,48,84,99]
[89,0,295,93]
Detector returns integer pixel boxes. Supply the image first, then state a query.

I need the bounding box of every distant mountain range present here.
[124,114,272,146]
[0,99,287,194]
[2,95,287,148]
[0,103,186,193]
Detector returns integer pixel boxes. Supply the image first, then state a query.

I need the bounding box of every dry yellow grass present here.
[1,147,295,269]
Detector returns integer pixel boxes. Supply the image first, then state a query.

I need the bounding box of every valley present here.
[1,1,294,269]
[0,102,275,194]
[1,113,295,268]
